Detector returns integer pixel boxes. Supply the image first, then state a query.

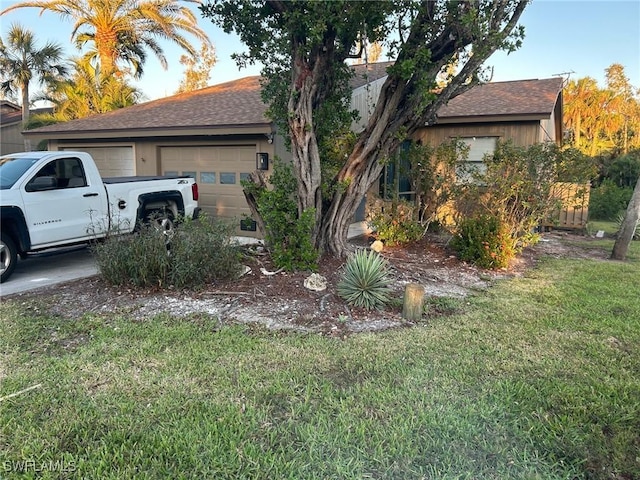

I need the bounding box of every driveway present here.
[0,245,98,297]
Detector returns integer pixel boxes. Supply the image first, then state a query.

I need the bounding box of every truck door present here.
[20,156,109,247]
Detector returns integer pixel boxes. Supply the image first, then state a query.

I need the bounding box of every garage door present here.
[160,145,256,220]
[62,146,134,177]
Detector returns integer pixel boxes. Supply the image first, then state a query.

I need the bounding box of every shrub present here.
[450,214,517,269]
[337,249,392,310]
[455,141,594,251]
[589,179,634,220]
[367,200,423,246]
[243,161,318,271]
[93,215,241,289]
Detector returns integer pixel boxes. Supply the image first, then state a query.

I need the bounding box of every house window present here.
[379,140,414,201]
[200,172,216,184]
[220,172,236,184]
[457,136,498,181]
[182,171,196,179]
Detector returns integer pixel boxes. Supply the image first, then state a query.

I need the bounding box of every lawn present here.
[1,239,639,479]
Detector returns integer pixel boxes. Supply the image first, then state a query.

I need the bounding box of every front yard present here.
[1,237,639,479]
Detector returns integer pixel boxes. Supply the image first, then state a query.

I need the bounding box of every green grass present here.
[586,220,618,236]
[1,240,639,479]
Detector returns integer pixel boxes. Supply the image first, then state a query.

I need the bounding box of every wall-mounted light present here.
[265,132,274,144]
[240,218,257,232]
[256,152,269,171]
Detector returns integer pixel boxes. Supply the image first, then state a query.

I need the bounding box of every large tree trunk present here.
[21,83,31,151]
[288,54,326,245]
[611,175,640,260]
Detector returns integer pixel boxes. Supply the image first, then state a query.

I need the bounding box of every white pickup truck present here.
[0,151,200,282]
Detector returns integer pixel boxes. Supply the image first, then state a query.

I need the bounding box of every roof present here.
[24,68,563,136]
[350,61,394,89]
[1,106,54,127]
[28,76,270,135]
[437,77,563,121]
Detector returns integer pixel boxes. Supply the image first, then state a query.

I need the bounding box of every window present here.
[220,172,236,185]
[379,140,414,201]
[25,157,87,191]
[182,171,196,179]
[200,172,216,184]
[457,136,498,181]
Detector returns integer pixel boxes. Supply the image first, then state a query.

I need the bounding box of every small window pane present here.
[164,171,179,176]
[200,172,216,184]
[220,172,236,184]
[240,173,251,182]
[182,171,196,178]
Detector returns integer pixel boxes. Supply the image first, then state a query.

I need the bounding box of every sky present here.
[0,0,639,105]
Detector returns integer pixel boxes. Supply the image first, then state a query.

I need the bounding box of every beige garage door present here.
[160,145,256,220]
[62,146,134,177]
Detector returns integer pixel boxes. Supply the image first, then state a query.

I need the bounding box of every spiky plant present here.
[616,212,640,240]
[337,249,392,310]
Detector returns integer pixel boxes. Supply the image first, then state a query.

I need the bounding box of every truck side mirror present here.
[25,176,57,192]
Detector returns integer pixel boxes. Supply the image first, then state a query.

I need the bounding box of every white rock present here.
[370,240,384,252]
[304,273,327,291]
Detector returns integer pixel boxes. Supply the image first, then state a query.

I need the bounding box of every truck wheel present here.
[146,209,175,235]
[0,233,18,283]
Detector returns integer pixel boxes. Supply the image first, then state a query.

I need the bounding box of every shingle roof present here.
[437,77,563,120]
[29,76,270,134]
[350,61,394,89]
[25,68,562,136]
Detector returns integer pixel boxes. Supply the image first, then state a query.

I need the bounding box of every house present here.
[22,65,572,232]
[1,100,53,155]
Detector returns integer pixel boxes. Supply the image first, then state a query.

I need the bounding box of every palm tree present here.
[33,57,143,122]
[1,0,211,79]
[0,23,67,149]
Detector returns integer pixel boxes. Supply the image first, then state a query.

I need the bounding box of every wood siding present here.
[413,121,543,147]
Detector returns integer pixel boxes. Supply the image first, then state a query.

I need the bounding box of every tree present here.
[0,23,67,149]
[606,63,639,155]
[203,0,528,257]
[175,43,217,94]
[31,57,142,123]
[563,65,640,157]
[1,0,211,79]
[611,175,640,260]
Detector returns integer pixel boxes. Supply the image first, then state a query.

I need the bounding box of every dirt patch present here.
[6,231,612,336]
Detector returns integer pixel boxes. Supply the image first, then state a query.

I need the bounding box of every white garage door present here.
[62,146,134,177]
[160,145,256,220]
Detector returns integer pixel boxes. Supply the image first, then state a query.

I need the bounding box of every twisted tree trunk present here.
[611,175,640,260]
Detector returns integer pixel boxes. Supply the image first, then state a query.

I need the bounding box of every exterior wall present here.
[1,122,24,155]
[413,121,543,148]
[350,77,386,132]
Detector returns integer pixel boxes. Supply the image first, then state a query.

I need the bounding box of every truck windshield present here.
[0,156,40,189]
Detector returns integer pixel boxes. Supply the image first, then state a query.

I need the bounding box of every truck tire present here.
[145,207,175,235]
[0,232,18,283]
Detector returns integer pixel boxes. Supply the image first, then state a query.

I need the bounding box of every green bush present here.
[589,179,634,220]
[93,215,241,289]
[450,215,517,269]
[243,161,318,271]
[367,200,423,246]
[337,249,392,310]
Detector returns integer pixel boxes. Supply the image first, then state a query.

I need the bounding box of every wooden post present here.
[402,283,425,321]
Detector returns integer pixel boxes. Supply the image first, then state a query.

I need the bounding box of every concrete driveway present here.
[0,245,98,297]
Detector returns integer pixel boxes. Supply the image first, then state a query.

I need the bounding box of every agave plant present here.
[337,249,392,310]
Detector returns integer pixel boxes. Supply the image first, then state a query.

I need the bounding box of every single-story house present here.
[23,64,579,232]
[0,100,52,155]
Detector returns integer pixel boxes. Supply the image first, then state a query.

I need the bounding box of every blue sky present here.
[0,0,638,104]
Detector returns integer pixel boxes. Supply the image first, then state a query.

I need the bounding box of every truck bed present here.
[102,175,193,184]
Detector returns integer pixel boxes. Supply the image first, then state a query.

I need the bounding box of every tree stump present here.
[402,283,425,321]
